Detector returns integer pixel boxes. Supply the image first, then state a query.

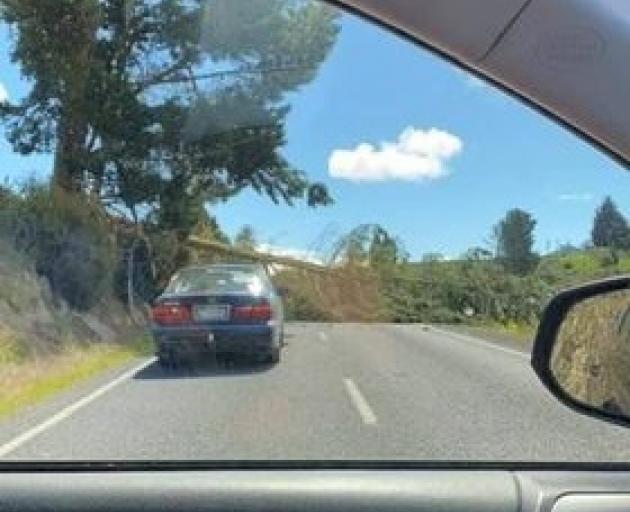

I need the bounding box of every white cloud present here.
[328,127,463,182]
[0,83,8,104]
[558,193,593,202]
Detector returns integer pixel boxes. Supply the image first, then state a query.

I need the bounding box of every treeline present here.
[300,197,630,328]
[0,184,281,313]
[389,197,630,327]
[0,183,324,314]
[591,197,630,252]
[0,184,154,311]
[0,1,339,315]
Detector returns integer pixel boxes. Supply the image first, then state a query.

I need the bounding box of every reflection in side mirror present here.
[533,277,630,425]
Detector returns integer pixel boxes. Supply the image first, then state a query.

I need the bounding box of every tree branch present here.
[134,56,194,93]
[136,64,315,90]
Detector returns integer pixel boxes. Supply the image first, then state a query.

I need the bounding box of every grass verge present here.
[443,321,537,349]
[0,336,152,419]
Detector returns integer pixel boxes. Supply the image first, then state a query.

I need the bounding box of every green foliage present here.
[592,196,630,249]
[145,229,194,292]
[494,208,539,275]
[536,247,630,287]
[381,260,550,325]
[0,330,29,365]
[3,185,116,310]
[190,212,230,245]
[0,341,151,419]
[234,225,257,252]
[377,244,630,330]
[369,227,406,267]
[462,246,493,261]
[0,0,339,235]
[0,185,19,237]
[331,224,407,267]
[283,291,333,322]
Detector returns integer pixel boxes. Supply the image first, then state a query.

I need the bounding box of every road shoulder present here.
[435,324,533,355]
[0,356,152,450]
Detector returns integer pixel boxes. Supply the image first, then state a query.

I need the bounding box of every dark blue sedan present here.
[151,264,285,367]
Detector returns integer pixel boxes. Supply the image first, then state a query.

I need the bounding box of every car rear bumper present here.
[151,324,275,356]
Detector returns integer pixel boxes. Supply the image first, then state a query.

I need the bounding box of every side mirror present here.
[276,286,289,298]
[532,276,630,426]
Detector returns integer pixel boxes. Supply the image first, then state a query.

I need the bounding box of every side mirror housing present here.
[532,276,630,426]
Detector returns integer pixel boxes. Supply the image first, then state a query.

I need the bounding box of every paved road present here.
[1,323,630,461]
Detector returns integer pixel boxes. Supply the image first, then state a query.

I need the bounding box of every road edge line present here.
[0,357,156,458]
[428,325,530,359]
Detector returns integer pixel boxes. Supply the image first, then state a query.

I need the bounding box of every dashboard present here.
[0,468,629,512]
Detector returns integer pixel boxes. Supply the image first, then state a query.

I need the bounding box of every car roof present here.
[177,263,266,274]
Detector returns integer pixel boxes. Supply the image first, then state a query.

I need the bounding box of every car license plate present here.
[193,305,229,322]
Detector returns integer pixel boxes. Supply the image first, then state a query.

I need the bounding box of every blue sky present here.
[1,10,629,260]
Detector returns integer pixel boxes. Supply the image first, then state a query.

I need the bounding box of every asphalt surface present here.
[1,323,630,461]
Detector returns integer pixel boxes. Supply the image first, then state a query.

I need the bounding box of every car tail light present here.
[250,303,273,321]
[231,301,272,322]
[152,302,192,325]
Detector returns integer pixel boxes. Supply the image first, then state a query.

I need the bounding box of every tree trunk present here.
[53,115,87,193]
[52,4,98,193]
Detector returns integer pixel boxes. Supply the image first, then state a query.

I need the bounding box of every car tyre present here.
[158,348,179,370]
[157,350,170,369]
[269,346,281,364]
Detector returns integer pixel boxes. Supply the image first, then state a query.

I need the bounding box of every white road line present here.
[427,325,530,359]
[319,331,328,341]
[343,378,377,425]
[0,357,156,458]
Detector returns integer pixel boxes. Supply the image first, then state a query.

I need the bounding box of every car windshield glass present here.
[166,269,264,295]
[0,0,629,463]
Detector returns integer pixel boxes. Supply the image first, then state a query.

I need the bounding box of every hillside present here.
[0,240,147,417]
[278,247,630,339]
[0,240,139,356]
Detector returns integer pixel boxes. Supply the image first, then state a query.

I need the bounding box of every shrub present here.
[0,185,20,238]
[283,292,333,322]
[113,232,157,304]
[273,265,384,322]
[380,260,551,326]
[145,230,195,294]
[12,186,116,311]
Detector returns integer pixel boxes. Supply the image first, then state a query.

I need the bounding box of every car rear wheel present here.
[157,351,168,368]
[158,348,178,370]
[268,346,281,364]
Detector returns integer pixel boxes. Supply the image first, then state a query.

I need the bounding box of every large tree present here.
[592,196,630,249]
[234,225,257,252]
[0,0,338,230]
[493,208,539,275]
[331,224,407,267]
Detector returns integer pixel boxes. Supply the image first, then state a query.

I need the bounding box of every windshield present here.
[0,0,629,463]
[165,267,266,295]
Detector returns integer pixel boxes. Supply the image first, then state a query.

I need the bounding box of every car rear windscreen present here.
[165,269,265,295]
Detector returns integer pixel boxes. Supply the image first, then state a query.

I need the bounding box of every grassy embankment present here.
[276,247,630,347]
[444,321,536,347]
[0,331,152,418]
[421,249,630,345]
[0,239,152,419]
